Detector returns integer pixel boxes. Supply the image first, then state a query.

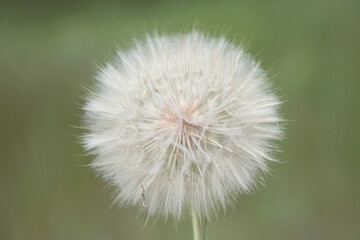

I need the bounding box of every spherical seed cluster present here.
[82,31,282,220]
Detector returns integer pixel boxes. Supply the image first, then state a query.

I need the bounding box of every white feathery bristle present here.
[82,31,282,221]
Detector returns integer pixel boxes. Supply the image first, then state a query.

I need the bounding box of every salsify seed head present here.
[82,31,282,221]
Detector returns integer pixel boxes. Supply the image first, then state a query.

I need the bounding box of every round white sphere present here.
[82,31,282,220]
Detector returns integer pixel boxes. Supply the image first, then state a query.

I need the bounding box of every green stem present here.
[191,207,207,240]
[191,208,201,240]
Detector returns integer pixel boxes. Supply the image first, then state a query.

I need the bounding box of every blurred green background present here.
[1,0,359,239]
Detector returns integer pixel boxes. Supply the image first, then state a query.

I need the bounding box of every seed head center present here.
[158,101,203,148]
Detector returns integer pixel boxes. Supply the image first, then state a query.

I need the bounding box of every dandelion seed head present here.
[82,31,283,220]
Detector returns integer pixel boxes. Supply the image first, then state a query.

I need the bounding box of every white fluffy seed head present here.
[82,31,282,221]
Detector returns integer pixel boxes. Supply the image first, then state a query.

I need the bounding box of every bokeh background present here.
[1,0,359,239]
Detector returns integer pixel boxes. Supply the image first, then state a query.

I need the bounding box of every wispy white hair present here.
[82,31,282,221]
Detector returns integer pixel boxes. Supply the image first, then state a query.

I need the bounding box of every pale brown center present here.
[157,100,203,149]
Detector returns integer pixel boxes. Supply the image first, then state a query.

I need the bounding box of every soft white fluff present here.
[82,31,282,220]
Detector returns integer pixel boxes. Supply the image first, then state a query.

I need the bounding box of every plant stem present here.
[191,208,201,240]
[191,207,207,240]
